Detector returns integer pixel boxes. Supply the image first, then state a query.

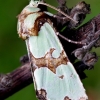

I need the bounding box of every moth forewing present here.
[17,0,88,100]
[26,22,88,100]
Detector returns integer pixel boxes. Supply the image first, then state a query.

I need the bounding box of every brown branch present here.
[0,14,100,100]
[76,14,100,41]
[0,62,33,100]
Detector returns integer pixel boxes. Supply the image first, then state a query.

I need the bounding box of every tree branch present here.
[76,14,100,41]
[0,62,33,100]
[0,14,100,100]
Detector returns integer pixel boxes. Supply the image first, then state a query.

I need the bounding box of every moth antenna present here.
[38,2,78,23]
[57,32,86,45]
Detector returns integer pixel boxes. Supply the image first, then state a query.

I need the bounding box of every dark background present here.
[0,0,100,100]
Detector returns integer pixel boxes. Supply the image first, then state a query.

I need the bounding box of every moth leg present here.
[56,32,86,45]
[72,37,100,60]
[83,36,100,50]
[55,22,97,45]
[44,11,69,20]
[53,15,69,20]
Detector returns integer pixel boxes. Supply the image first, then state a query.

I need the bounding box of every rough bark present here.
[0,62,33,100]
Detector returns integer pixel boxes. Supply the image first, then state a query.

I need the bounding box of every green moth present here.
[17,0,88,100]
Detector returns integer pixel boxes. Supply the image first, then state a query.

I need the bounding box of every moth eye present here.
[31,1,39,7]
[35,1,39,4]
[38,21,43,29]
[39,22,42,25]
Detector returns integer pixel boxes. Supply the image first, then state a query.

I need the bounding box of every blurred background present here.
[0,0,100,100]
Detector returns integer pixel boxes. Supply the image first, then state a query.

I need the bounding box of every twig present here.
[0,62,32,100]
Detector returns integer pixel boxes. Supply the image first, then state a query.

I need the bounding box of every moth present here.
[17,0,88,100]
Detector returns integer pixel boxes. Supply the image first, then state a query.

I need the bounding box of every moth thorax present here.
[18,11,49,40]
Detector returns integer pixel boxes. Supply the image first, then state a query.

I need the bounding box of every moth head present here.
[29,0,43,7]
